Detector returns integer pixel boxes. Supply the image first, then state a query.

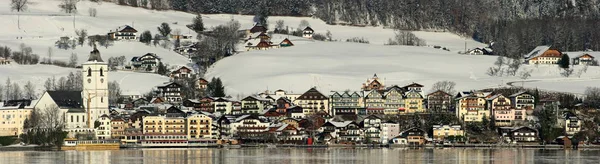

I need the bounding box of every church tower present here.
[82,46,109,128]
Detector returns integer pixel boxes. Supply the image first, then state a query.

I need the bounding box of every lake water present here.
[1,148,599,164]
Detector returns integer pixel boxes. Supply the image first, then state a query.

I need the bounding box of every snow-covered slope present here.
[206,41,600,96]
[1,0,598,97]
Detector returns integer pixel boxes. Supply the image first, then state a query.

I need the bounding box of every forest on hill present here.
[112,0,600,57]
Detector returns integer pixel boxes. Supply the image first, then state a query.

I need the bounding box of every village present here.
[1,21,600,150]
[1,43,598,149]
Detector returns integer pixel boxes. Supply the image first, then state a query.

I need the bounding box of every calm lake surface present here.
[1,148,599,164]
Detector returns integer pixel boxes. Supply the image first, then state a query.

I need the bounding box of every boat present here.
[267,144,277,148]
[62,139,121,150]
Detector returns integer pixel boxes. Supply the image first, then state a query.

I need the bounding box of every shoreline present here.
[3,144,600,151]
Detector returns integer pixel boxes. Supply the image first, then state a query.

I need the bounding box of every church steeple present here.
[87,45,104,62]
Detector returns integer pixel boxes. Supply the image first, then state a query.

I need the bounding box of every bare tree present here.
[507,58,522,76]
[560,68,574,77]
[47,47,53,64]
[75,29,87,46]
[11,0,28,29]
[0,85,4,101]
[387,30,426,46]
[5,78,12,101]
[23,81,36,99]
[11,82,22,100]
[275,20,285,30]
[430,81,456,94]
[68,53,78,67]
[10,0,29,12]
[88,7,97,17]
[584,87,600,107]
[298,20,310,31]
[108,81,122,105]
[59,0,79,14]
[41,105,64,129]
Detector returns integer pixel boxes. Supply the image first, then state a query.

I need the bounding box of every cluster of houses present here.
[0,47,590,147]
[525,46,599,66]
[1,55,587,145]
[467,45,599,66]
[242,24,313,51]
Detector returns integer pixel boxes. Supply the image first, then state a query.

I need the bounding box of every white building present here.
[108,25,138,41]
[380,121,400,144]
[35,47,110,138]
[82,47,110,127]
[96,114,112,139]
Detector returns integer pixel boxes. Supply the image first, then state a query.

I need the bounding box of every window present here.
[87,68,92,76]
[101,97,104,103]
[100,68,104,76]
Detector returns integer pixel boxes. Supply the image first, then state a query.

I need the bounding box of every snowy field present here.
[207,42,600,96]
[0,0,598,97]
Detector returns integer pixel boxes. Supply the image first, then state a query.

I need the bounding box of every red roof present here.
[539,49,562,58]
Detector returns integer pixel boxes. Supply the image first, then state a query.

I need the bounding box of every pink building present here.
[487,94,515,127]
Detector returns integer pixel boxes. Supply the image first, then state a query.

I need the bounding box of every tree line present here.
[0,78,37,101]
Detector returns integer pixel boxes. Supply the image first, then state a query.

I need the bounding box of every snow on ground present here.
[206,41,600,96]
[0,64,169,96]
[1,0,598,97]
[412,31,488,53]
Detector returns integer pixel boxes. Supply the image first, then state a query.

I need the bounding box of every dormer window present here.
[87,68,92,77]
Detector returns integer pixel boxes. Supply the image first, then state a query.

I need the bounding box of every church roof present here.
[87,47,104,62]
[47,91,83,109]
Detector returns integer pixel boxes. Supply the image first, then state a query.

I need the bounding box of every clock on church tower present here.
[81,46,110,128]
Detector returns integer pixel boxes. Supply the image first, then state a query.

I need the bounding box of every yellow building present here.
[0,100,34,136]
[432,125,464,141]
[404,90,425,113]
[456,96,490,122]
[186,114,213,139]
[110,117,128,140]
[142,115,186,135]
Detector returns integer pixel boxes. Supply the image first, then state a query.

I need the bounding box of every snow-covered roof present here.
[509,91,530,97]
[277,123,290,131]
[328,121,353,128]
[525,46,551,60]
[486,94,502,101]
[122,90,142,96]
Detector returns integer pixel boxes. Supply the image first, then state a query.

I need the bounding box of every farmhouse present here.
[108,25,138,41]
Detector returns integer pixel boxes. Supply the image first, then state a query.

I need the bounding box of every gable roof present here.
[427,90,450,96]
[403,83,424,88]
[280,38,294,46]
[47,91,83,109]
[249,25,267,33]
[303,26,314,32]
[297,87,327,100]
[118,25,138,33]
[525,46,551,59]
[508,91,531,98]
[157,82,182,88]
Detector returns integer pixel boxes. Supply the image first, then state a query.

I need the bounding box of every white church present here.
[35,47,110,138]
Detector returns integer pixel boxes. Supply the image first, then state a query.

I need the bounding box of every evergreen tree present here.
[191,14,205,33]
[206,77,226,97]
[558,54,570,68]
[157,62,167,75]
[157,22,172,38]
[139,30,153,45]
[213,78,225,97]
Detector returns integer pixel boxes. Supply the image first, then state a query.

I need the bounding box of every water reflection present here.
[1,148,600,164]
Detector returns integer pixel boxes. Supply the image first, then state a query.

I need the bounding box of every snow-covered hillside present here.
[1,0,598,97]
[207,41,600,96]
